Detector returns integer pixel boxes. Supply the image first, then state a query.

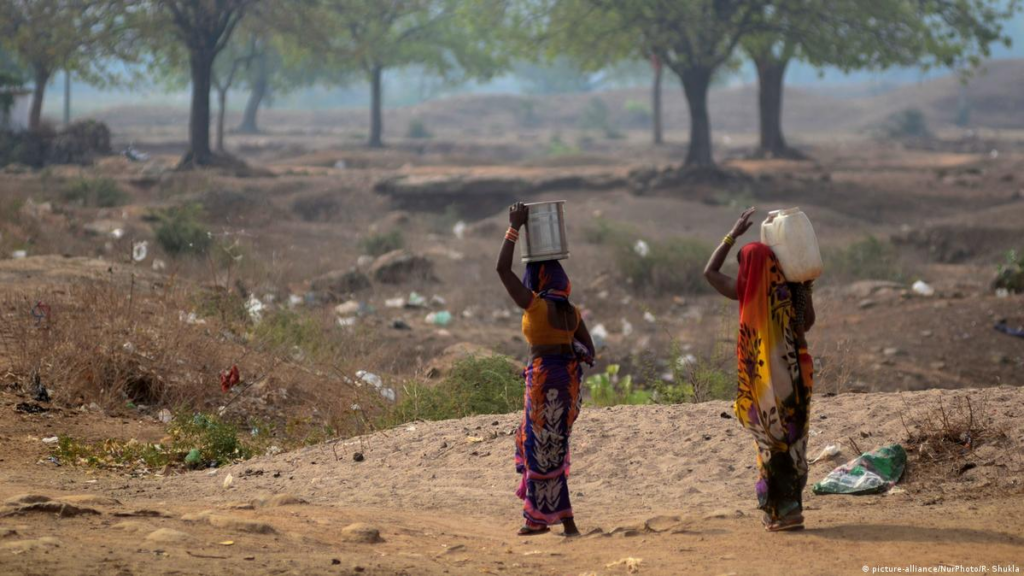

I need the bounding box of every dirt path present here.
[2,388,1022,575]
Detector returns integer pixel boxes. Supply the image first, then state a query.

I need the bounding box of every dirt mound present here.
[160,387,1023,527]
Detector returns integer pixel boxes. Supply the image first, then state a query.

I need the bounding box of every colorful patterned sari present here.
[734,243,814,522]
[514,261,585,528]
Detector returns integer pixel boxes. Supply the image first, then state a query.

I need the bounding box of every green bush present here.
[879,108,931,140]
[407,119,432,139]
[360,230,404,257]
[824,236,904,282]
[154,203,211,256]
[63,177,129,208]
[618,237,713,295]
[253,310,328,357]
[655,341,734,404]
[585,218,711,295]
[624,99,652,125]
[546,134,579,157]
[383,356,522,425]
[579,97,622,139]
[586,364,651,407]
[994,249,1024,294]
[51,411,265,472]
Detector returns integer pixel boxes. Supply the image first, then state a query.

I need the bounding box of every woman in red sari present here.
[496,202,595,537]
[704,208,816,532]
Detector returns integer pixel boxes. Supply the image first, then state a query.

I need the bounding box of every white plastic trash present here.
[760,208,823,282]
[633,239,650,258]
[912,280,935,297]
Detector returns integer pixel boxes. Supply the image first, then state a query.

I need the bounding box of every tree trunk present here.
[755,56,797,159]
[63,70,71,126]
[651,56,663,146]
[184,50,215,166]
[216,86,227,153]
[679,66,714,168]
[28,66,50,131]
[368,65,384,148]
[237,53,267,134]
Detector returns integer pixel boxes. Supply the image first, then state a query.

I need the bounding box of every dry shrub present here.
[0,273,377,441]
[899,394,1007,481]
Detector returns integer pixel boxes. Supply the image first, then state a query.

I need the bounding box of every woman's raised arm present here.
[496,202,534,310]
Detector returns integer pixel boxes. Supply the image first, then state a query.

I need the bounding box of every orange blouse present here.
[521,294,580,346]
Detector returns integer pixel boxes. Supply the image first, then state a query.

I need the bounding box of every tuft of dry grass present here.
[899,394,1007,481]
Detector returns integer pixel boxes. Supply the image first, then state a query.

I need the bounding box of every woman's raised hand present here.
[509,202,529,230]
[731,207,756,238]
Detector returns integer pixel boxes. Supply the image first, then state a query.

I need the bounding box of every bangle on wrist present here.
[505,227,520,242]
[722,234,735,247]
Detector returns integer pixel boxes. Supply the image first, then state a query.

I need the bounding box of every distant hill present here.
[88,59,1024,140]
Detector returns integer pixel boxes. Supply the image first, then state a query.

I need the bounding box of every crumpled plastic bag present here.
[812,443,907,495]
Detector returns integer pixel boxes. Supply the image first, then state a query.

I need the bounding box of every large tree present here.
[0,0,125,130]
[745,0,1020,159]
[138,0,258,167]
[542,0,770,168]
[300,0,505,148]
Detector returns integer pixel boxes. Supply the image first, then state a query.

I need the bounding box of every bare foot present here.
[518,524,550,536]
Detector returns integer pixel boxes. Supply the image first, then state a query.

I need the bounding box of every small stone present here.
[59,495,122,507]
[353,452,365,462]
[223,474,234,489]
[702,509,744,520]
[111,521,149,533]
[341,523,383,544]
[929,361,947,370]
[858,299,877,309]
[145,529,192,544]
[3,494,51,506]
[644,515,682,533]
[0,537,60,552]
[253,494,307,508]
[5,502,100,518]
[332,559,341,565]
[207,515,276,535]
[883,347,901,357]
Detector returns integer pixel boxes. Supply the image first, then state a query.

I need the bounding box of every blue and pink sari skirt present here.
[515,354,583,527]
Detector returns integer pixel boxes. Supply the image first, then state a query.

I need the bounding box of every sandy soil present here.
[1,387,1022,576]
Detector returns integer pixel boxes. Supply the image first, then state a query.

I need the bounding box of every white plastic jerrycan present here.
[760,208,823,282]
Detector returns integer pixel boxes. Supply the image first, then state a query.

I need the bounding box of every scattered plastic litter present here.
[11,250,27,260]
[356,371,383,389]
[158,409,173,424]
[41,436,59,444]
[220,365,240,393]
[430,295,447,306]
[223,473,234,489]
[111,228,125,240]
[911,280,935,297]
[676,354,698,367]
[452,220,467,240]
[426,311,452,326]
[621,318,634,337]
[288,294,304,307]
[152,259,166,271]
[810,444,841,464]
[123,143,150,162]
[245,295,265,323]
[391,319,411,330]
[995,288,1010,299]
[179,311,205,325]
[590,323,608,349]
[407,292,427,308]
[385,297,405,308]
[132,241,148,262]
[16,402,47,414]
[643,311,656,323]
[379,387,396,402]
[994,320,1024,339]
[337,317,357,327]
[633,239,650,258]
[812,443,907,495]
[335,301,361,316]
[185,448,202,467]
